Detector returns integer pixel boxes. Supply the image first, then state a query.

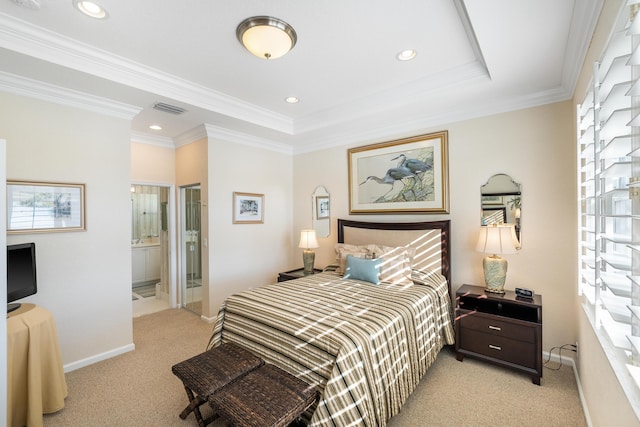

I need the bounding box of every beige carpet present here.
[43,308,586,426]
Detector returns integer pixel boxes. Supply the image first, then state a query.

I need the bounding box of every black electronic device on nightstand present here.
[515,287,534,299]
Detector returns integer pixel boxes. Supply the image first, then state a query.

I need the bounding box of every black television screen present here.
[7,242,37,313]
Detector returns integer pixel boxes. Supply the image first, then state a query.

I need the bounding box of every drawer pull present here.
[488,325,501,331]
[488,344,502,351]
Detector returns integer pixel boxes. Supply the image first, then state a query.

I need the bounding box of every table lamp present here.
[476,224,518,294]
[298,229,319,274]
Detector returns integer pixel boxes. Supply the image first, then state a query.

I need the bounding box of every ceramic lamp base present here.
[483,255,507,294]
[302,249,316,275]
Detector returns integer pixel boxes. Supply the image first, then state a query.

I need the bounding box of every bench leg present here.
[179,386,219,427]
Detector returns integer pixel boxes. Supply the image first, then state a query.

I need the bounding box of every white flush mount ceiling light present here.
[285,96,299,104]
[149,124,162,131]
[396,49,417,61]
[72,0,108,19]
[237,16,297,60]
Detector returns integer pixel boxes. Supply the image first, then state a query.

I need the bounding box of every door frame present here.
[179,183,202,312]
[131,181,177,308]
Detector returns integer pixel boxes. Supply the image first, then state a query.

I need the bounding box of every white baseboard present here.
[201,313,217,323]
[543,350,592,427]
[63,343,135,373]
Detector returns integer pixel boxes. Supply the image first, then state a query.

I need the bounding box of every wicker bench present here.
[208,363,320,427]
[171,342,264,427]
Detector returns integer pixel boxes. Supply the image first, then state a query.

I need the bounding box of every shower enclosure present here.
[181,184,202,315]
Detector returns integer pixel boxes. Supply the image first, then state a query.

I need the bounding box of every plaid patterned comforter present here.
[208,270,455,426]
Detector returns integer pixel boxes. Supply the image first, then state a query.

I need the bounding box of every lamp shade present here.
[298,230,319,249]
[476,225,518,255]
[237,16,297,59]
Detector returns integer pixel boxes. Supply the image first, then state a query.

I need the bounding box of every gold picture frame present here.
[7,180,86,233]
[348,131,449,214]
[233,192,264,224]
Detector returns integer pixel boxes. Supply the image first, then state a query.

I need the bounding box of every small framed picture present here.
[7,180,86,233]
[316,196,330,219]
[233,192,264,224]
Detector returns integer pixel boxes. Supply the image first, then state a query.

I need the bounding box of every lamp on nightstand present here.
[476,224,518,294]
[298,229,319,275]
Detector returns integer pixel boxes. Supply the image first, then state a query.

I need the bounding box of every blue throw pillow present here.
[344,255,381,285]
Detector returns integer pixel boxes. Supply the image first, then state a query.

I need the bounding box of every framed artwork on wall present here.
[233,192,264,224]
[348,131,449,214]
[7,180,86,233]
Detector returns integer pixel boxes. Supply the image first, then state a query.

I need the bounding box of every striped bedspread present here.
[208,269,455,426]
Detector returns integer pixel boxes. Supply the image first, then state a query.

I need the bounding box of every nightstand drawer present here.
[458,310,536,343]
[458,329,536,369]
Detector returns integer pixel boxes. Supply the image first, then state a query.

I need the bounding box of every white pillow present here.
[334,244,370,275]
[367,245,415,286]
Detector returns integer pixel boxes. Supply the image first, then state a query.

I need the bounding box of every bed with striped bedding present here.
[208,269,454,426]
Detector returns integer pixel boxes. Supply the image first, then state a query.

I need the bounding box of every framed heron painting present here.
[348,131,449,214]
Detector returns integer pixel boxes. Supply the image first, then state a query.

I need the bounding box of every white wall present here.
[0,92,134,370]
[207,137,293,318]
[293,100,577,355]
[131,142,175,184]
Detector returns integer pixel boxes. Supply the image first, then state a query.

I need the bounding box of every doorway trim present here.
[130,181,177,309]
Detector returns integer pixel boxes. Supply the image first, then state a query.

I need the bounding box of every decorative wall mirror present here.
[312,186,330,238]
[481,174,522,247]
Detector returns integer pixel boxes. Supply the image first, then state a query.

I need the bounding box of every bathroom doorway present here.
[180,184,202,315]
[131,184,171,317]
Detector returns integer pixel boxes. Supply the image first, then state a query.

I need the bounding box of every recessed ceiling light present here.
[285,97,299,104]
[73,1,108,19]
[396,49,417,61]
[149,125,162,131]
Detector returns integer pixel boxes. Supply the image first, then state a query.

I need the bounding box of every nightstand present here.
[277,268,322,282]
[455,284,543,385]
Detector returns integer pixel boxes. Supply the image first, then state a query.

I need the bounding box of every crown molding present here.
[130,131,174,148]
[560,0,604,94]
[173,125,208,147]
[172,124,292,155]
[0,12,294,134]
[294,61,489,135]
[0,70,141,119]
[294,84,572,155]
[203,124,293,155]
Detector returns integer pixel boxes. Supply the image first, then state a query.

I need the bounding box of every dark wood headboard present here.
[337,219,451,290]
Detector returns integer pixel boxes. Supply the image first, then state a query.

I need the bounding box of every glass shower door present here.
[181,185,202,314]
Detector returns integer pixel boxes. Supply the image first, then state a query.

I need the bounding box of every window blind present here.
[578,1,640,387]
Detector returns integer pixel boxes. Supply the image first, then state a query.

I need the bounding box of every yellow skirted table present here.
[7,303,68,427]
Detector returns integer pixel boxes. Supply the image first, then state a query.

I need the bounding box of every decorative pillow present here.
[334,244,371,275]
[343,255,381,285]
[334,244,369,261]
[367,245,415,286]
